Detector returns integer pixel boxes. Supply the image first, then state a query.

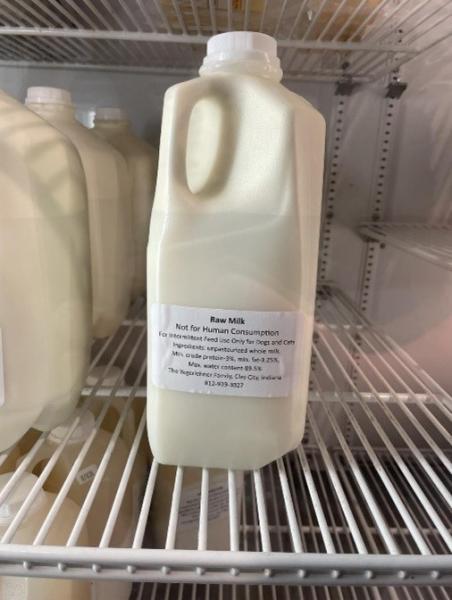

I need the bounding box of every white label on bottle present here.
[0,329,4,406]
[76,464,98,486]
[151,304,299,398]
[178,474,242,531]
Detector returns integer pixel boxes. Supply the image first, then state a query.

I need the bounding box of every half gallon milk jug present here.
[147,32,325,470]
[0,90,91,449]
[25,410,135,548]
[93,108,158,299]
[25,87,133,339]
[0,472,91,600]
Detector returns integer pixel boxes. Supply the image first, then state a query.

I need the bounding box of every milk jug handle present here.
[170,80,212,201]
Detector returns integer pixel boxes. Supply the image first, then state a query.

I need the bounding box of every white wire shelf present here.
[0,288,451,587]
[136,581,452,599]
[0,1,451,82]
[360,223,452,271]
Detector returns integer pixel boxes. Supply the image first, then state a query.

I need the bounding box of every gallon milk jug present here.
[147,32,326,470]
[93,108,158,299]
[25,87,133,339]
[0,90,91,449]
[151,467,243,550]
[25,410,135,548]
[0,472,91,600]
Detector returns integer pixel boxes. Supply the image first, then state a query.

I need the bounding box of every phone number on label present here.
[204,381,244,389]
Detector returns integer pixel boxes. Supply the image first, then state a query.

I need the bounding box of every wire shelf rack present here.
[360,223,452,271]
[0,1,451,81]
[135,581,452,599]
[0,288,451,587]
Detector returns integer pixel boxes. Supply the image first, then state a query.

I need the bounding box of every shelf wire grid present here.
[0,1,451,81]
[360,223,452,271]
[135,579,451,599]
[0,288,451,586]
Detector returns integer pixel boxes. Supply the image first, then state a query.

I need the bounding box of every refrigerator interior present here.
[0,1,451,597]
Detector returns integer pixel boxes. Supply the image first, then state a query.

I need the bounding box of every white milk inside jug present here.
[24,410,135,549]
[151,467,243,549]
[0,472,91,600]
[25,87,132,339]
[147,32,325,470]
[93,108,158,299]
[0,90,91,449]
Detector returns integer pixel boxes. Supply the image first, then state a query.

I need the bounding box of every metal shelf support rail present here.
[360,222,452,271]
[0,1,451,81]
[0,288,451,585]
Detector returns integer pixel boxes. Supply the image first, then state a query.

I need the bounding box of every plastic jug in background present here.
[147,32,326,470]
[93,108,158,299]
[0,472,91,600]
[151,467,243,549]
[0,90,91,449]
[23,410,135,549]
[25,87,133,339]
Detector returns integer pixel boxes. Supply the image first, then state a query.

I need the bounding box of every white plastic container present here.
[147,32,326,470]
[0,472,91,599]
[93,107,158,299]
[24,410,134,549]
[25,87,133,339]
[0,90,91,449]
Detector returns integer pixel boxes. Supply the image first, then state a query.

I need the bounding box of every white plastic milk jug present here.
[25,87,133,339]
[147,32,326,470]
[93,107,158,299]
[0,90,91,449]
[0,472,91,599]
